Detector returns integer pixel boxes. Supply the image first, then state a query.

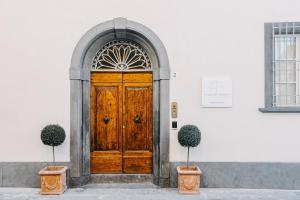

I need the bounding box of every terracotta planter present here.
[39,166,67,195]
[177,166,202,194]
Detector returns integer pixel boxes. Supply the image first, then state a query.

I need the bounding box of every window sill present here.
[259,107,300,113]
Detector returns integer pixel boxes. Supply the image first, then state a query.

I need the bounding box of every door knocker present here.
[134,115,141,124]
[103,116,110,124]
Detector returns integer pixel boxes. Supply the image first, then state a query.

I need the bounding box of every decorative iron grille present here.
[272,23,300,106]
[92,40,151,71]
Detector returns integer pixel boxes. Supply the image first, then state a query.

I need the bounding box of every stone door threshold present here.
[89,174,153,184]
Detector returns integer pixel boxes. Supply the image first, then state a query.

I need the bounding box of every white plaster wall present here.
[0,0,299,162]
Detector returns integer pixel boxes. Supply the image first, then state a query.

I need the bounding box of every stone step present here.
[89,174,153,184]
[83,183,158,189]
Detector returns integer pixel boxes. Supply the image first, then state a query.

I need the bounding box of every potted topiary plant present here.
[177,124,202,194]
[39,124,67,195]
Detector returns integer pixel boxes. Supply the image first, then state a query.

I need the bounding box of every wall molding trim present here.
[170,162,300,189]
[0,162,70,188]
[2,161,300,189]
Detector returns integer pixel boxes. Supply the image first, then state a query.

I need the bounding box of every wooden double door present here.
[90,72,153,174]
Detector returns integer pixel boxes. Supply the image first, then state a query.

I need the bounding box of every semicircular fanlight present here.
[92,40,151,71]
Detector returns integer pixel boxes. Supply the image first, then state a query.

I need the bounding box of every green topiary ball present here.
[178,125,201,147]
[41,124,66,147]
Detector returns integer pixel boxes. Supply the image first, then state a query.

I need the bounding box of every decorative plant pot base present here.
[39,166,67,195]
[177,166,202,194]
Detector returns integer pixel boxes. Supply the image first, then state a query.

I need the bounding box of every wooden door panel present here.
[91,72,122,83]
[124,86,148,150]
[122,72,152,83]
[123,82,152,173]
[90,72,153,174]
[123,151,152,173]
[90,151,122,173]
[90,79,123,173]
[95,86,119,150]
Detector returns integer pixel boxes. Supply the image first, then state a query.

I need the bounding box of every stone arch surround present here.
[69,18,171,186]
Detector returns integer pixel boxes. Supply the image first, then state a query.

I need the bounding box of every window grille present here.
[92,40,151,71]
[272,23,300,106]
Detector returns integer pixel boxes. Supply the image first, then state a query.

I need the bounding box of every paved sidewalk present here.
[1,183,300,200]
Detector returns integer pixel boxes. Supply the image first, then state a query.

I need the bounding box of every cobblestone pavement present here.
[1,183,300,200]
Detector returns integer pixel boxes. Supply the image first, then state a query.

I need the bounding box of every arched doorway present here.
[69,18,170,186]
[90,40,153,174]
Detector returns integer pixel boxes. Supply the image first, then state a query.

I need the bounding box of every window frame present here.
[259,22,300,113]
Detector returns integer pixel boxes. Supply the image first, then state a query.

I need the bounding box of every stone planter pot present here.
[39,166,67,195]
[177,166,202,194]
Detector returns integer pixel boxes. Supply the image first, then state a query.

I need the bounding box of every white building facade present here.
[0,0,300,189]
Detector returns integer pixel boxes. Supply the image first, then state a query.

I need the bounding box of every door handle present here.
[134,115,141,124]
[103,116,110,124]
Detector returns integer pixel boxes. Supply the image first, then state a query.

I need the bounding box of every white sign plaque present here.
[202,77,232,107]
